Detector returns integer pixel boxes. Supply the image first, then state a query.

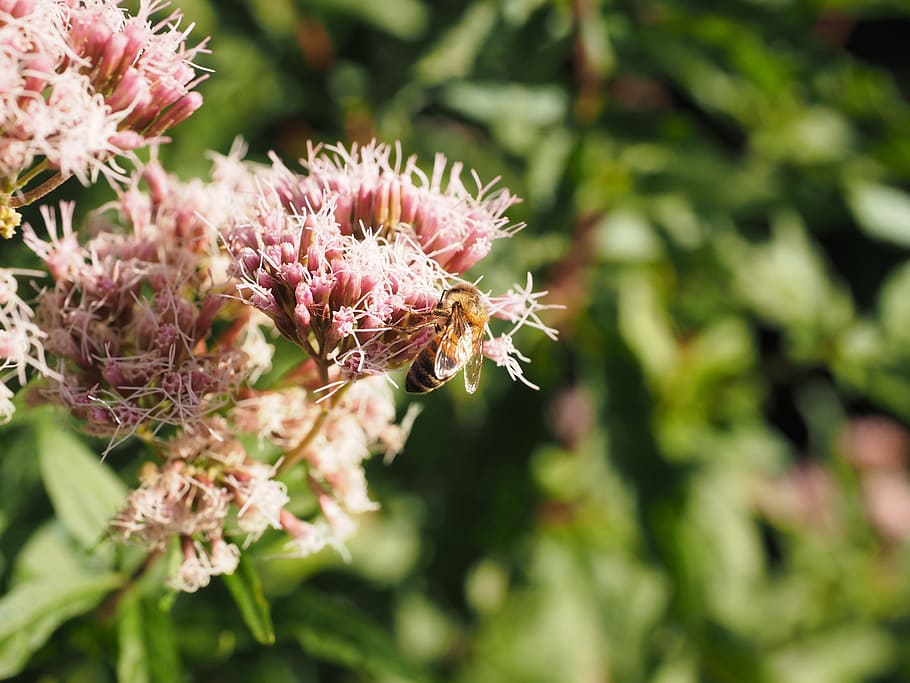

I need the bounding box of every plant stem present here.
[14,159,50,191]
[277,406,330,475]
[276,381,351,475]
[9,171,71,208]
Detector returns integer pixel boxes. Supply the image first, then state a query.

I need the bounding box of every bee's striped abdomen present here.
[406,338,441,393]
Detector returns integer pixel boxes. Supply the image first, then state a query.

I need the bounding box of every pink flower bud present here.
[107,67,145,111]
[108,131,146,152]
[101,360,128,390]
[294,302,312,329]
[2,0,35,19]
[281,262,306,289]
[20,54,53,95]
[310,274,334,305]
[155,323,178,350]
[96,32,129,88]
[142,161,170,204]
[145,92,203,137]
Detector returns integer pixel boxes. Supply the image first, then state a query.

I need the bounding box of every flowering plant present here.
[3,127,556,594]
[0,0,207,236]
[0,3,562,677]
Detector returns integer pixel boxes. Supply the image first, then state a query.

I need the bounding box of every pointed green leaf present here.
[848,181,910,247]
[304,0,428,40]
[0,424,43,538]
[0,572,122,678]
[12,522,91,585]
[117,594,182,683]
[38,424,127,549]
[223,557,275,645]
[117,595,150,683]
[286,588,431,682]
[414,2,496,84]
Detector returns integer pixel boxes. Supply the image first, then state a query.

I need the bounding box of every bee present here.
[406,283,488,394]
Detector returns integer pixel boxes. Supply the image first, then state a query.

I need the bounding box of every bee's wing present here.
[462,327,484,394]
[434,307,472,380]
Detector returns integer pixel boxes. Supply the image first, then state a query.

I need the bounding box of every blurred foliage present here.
[4,0,910,681]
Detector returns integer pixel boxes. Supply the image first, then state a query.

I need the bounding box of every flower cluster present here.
[14,139,556,592]
[111,417,283,592]
[0,266,58,422]
[279,142,522,274]
[0,0,207,213]
[228,141,558,390]
[23,152,263,448]
[113,375,412,592]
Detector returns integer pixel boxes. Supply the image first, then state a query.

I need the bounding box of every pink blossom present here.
[861,471,910,545]
[229,199,445,385]
[0,0,209,206]
[231,375,406,528]
[111,419,277,588]
[840,416,910,471]
[280,509,333,558]
[111,458,232,549]
[754,460,840,533]
[276,141,523,275]
[23,154,264,447]
[169,534,240,593]
[110,381,415,590]
[0,267,58,422]
[11,138,558,591]
[226,143,557,393]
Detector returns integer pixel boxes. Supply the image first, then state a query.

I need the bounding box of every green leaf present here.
[37,424,127,549]
[118,595,150,683]
[117,594,182,683]
[414,2,496,84]
[286,588,430,682]
[0,572,122,678]
[848,180,910,247]
[306,0,428,40]
[0,424,43,539]
[878,260,910,344]
[223,557,275,645]
[12,522,92,585]
[770,626,895,683]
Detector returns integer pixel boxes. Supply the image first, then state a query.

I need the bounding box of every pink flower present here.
[110,377,418,590]
[23,154,263,447]
[0,0,209,206]
[111,419,272,589]
[170,534,240,593]
[229,199,445,385]
[225,142,557,393]
[12,138,559,591]
[231,375,406,526]
[481,273,560,388]
[0,266,59,422]
[276,141,523,274]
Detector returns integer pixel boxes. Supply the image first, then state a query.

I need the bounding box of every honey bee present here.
[406,283,489,394]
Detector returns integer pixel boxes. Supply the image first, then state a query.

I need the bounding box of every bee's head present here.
[442,283,487,321]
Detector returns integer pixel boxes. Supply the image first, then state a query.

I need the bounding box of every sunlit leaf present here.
[286,588,431,682]
[223,558,275,645]
[306,0,428,40]
[414,2,496,84]
[12,522,93,585]
[0,572,122,678]
[37,424,127,549]
[848,180,910,247]
[117,594,182,683]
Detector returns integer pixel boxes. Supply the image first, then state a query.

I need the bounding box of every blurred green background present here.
[5,0,910,681]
